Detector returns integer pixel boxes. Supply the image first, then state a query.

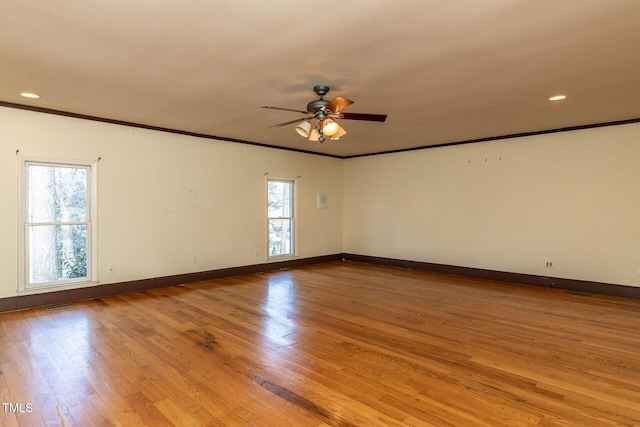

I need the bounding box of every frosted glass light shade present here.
[322,119,339,136]
[308,128,320,141]
[295,121,311,137]
[330,126,347,140]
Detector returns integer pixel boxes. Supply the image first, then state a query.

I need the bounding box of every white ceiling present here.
[1,1,639,157]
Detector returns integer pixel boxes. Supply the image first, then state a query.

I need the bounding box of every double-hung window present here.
[19,158,97,293]
[267,179,296,258]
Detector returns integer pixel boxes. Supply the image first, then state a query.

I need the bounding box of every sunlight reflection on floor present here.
[263,274,297,347]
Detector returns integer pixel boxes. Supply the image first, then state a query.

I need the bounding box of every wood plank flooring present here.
[1,260,639,426]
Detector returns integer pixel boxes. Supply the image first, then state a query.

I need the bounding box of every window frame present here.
[18,156,98,294]
[266,177,298,261]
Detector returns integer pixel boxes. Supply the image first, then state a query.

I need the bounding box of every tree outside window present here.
[267,180,295,257]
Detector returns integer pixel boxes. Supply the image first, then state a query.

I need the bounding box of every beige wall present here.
[2,107,639,300]
[343,123,640,287]
[0,107,343,299]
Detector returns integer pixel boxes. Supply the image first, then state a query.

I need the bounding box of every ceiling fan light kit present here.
[262,85,386,144]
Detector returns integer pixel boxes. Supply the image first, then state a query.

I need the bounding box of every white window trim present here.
[266,176,298,261]
[18,156,99,295]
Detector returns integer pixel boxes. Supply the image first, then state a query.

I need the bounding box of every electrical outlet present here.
[107,264,115,273]
[545,261,554,269]
[254,249,259,257]
[192,256,198,265]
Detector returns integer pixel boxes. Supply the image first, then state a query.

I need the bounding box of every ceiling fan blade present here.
[340,112,387,122]
[270,117,312,128]
[262,105,310,114]
[324,96,354,113]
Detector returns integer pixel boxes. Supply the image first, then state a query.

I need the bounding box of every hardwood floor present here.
[1,261,639,426]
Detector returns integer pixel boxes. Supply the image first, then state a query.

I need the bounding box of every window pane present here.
[268,181,292,218]
[28,165,87,223]
[268,219,292,256]
[29,224,88,284]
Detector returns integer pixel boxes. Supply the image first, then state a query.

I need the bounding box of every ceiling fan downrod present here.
[310,87,330,143]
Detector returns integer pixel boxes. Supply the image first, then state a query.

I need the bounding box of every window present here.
[267,179,296,258]
[19,158,97,292]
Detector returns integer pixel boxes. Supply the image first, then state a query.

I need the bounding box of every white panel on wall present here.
[317,193,328,209]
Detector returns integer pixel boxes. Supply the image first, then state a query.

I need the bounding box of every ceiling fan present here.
[262,85,387,143]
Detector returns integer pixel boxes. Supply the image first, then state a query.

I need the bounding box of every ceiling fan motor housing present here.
[307,99,329,113]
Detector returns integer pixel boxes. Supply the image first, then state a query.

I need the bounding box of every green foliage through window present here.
[27,164,90,284]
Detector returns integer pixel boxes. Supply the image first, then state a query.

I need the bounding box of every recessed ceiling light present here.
[548,95,566,101]
[20,92,40,99]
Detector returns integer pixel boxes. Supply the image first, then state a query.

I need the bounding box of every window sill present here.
[17,280,99,296]
[266,254,298,263]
